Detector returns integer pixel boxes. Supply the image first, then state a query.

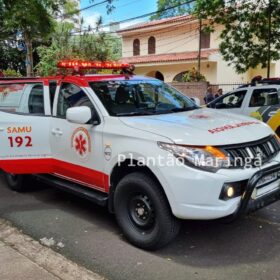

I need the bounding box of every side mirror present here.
[66,106,92,124]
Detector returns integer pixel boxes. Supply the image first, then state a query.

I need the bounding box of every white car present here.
[208,83,280,136]
[0,61,280,250]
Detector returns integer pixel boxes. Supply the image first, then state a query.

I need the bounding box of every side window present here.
[28,85,44,114]
[218,90,247,109]
[0,83,44,114]
[249,88,280,107]
[57,83,94,118]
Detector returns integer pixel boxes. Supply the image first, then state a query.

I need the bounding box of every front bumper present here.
[159,159,280,220]
[230,163,280,219]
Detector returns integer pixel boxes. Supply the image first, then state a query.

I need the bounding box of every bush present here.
[2,69,22,77]
[183,67,206,82]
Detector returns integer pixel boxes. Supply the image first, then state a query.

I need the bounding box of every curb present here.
[0,218,105,280]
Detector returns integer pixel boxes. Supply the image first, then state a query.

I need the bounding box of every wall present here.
[169,82,208,104]
[122,22,201,57]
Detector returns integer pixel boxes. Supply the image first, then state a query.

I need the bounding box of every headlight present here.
[158,142,230,172]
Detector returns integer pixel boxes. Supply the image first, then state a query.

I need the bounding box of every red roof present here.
[121,50,218,65]
[118,15,195,33]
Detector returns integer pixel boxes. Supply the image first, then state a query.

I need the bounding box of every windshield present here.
[89,80,198,116]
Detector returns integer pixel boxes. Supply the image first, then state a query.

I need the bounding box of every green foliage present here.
[0,0,67,75]
[2,68,22,77]
[194,0,280,74]
[182,67,206,82]
[151,0,192,20]
[0,42,25,73]
[35,22,122,76]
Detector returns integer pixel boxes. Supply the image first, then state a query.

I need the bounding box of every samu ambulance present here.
[0,60,279,250]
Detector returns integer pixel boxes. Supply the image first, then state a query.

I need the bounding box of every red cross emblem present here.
[74,134,87,156]
[71,127,91,160]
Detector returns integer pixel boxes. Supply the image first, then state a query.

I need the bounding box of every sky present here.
[80,0,157,30]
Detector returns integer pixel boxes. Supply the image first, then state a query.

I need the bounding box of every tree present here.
[0,41,25,73]
[0,0,116,76]
[1,0,67,76]
[151,0,192,20]
[195,0,280,77]
[35,21,122,76]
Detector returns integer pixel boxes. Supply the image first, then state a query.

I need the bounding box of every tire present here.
[4,173,30,192]
[114,172,181,250]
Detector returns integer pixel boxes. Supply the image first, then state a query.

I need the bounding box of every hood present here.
[119,108,273,146]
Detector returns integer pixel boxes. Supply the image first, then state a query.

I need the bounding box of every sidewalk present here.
[0,218,105,280]
[0,240,59,280]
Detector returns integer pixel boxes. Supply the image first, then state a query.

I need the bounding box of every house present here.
[118,15,279,84]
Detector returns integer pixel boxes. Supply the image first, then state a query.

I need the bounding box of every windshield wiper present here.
[170,106,198,112]
[116,111,155,116]
[115,106,198,116]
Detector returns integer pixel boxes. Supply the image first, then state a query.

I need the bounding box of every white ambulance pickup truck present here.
[0,61,280,250]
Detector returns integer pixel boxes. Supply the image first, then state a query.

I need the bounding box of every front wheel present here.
[114,172,180,250]
[4,173,30,192]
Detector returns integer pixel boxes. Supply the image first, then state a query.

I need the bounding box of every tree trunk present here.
[24,33,33,77]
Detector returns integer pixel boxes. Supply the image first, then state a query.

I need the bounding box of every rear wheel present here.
[114,172,180,250]
[4,173,30,192]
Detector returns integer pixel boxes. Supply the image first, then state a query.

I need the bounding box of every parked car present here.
[0,61,280,250]
[208,82,280,136]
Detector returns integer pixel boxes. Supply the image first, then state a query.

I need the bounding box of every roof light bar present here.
[57,60,131,70]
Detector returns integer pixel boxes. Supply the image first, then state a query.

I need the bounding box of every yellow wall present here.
[122,22,202,57]
[120,20,280,84]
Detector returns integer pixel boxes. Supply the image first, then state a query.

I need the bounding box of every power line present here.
[121,25,199,55]
[60,0,112,18]
[71,0,196,34]
[71,16,198,40]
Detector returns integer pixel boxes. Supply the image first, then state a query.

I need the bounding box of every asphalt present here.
[0,172,279,280]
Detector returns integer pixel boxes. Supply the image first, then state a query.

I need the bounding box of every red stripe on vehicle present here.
[0,158,109,192]
[53,159,109,192]
[0,158,54,174]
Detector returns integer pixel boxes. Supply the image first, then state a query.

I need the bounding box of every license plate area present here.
[252,172,280,199]
[257,172,279,188]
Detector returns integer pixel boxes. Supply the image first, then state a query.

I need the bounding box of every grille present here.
[222,135,280,168]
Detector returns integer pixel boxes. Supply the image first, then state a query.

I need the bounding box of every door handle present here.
[51,128,63,136]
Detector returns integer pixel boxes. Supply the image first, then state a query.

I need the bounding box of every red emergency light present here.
[57,60,131,70]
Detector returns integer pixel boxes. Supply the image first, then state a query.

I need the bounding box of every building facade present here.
[118,15,279,84]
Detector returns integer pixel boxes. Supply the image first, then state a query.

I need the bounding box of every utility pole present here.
[198,18,202,75]
[267,0,272,78]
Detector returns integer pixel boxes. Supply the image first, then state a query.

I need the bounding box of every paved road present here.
[0,173,279,280]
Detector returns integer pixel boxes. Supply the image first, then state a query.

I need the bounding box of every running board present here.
[34,174,108,207]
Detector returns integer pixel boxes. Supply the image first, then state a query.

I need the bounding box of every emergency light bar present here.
[57,60,131,70]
